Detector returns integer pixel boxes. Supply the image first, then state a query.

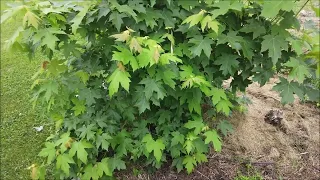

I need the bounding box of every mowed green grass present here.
[0,2,52,179]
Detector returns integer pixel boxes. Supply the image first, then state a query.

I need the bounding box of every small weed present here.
[234,174,263,180]
[235,163,263,180]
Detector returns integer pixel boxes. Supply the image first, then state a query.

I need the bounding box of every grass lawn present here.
[0,2,52,179]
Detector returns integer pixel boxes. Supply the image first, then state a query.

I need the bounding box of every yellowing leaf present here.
[207,20,220,33]
[200,15,211,32]
[110,30,131,42]
[23,11,40,29]
[29,164,45,180]
[152,45,161,64]
[129,37,142,53]
[182,10,205,27]
[31,164,38,180]
[200,15,220,33]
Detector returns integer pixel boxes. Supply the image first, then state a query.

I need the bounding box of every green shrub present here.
[2,0,319,179]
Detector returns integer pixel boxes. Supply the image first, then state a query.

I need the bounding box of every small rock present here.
[269,147,280,158]
[235,151,241,155]
[264,109,284,126]
[33,126,43,132]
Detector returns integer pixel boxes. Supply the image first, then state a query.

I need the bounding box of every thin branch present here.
[295,0,311,17]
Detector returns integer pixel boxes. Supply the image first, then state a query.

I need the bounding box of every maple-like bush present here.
[2,0,319,179]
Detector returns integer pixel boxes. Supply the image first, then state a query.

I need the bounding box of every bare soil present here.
[225,78,320,180]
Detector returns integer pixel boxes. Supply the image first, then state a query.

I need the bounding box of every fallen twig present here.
[251,161,275,166]
[196,170,210,180]
[312,166,320,172]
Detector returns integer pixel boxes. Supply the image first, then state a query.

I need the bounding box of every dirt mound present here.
[225,78,320,179]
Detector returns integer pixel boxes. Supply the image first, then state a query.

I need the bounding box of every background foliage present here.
[1,0,319,179]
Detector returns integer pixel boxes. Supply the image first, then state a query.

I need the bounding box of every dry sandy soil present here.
[115,77,320,180]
